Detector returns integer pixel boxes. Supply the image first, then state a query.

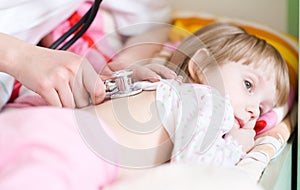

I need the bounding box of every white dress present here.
[155,80,244,166]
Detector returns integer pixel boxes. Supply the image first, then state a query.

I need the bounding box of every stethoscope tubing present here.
[48,0,143,99]
[49,0,103,50]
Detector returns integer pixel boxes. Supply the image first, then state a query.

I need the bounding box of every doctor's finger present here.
[83,70,106,105]
[71,60,106,107]
[40,88,62,107]
[82,58,106,104]
[71,71,90,108]
[56,82,75,108]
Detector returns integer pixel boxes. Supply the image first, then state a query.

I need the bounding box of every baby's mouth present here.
[234,117,244,128]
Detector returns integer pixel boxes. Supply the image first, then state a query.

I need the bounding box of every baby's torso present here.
[83,79,243,167]
[84,90,168,146]
[83,89,173,167]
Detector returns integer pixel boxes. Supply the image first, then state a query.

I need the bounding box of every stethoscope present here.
[49,0,103,50]
[48,0,145,98]
[104,70,144,99]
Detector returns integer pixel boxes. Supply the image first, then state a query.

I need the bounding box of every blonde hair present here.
[169,22,290,106]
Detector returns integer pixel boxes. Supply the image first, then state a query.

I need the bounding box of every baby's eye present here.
[244,80,252,90]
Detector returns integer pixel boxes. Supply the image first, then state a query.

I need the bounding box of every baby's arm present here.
[105,26,177,81]
[236,103,297,181]
[108,26,170,70]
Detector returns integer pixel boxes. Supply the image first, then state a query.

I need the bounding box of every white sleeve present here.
[101,0,172,36]
[0,0,84,44]
[155,80,182,142]
[156,80,243,166]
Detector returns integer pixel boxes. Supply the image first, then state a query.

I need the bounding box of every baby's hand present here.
[130,63,177,82]
[226,124,256,153]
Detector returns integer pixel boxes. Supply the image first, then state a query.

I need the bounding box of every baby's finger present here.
[147,64,177,79]
[99,74,112,81]
[132,67,161,82]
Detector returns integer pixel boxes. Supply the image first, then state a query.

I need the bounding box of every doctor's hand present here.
[10,46,106,108]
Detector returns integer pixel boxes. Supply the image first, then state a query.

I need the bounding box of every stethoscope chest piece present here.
[105,69,142,99]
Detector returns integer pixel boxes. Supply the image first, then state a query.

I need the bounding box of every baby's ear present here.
[188,48,210,82]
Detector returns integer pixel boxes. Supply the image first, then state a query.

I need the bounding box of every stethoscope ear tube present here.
[49,0,103,50]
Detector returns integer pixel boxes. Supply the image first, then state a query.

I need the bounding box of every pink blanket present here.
[0,107,118,190]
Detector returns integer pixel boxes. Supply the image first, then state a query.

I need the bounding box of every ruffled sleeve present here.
[156,80,243,166]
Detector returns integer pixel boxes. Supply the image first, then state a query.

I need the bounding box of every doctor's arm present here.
[0,33,105,108]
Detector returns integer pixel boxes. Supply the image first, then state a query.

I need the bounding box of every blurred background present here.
[171,0,299,38]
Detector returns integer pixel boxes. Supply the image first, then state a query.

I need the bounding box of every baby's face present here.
[204,60,277,130]
[202,60,277,152]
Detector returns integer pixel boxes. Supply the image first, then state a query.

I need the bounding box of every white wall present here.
[170,0,287,33]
